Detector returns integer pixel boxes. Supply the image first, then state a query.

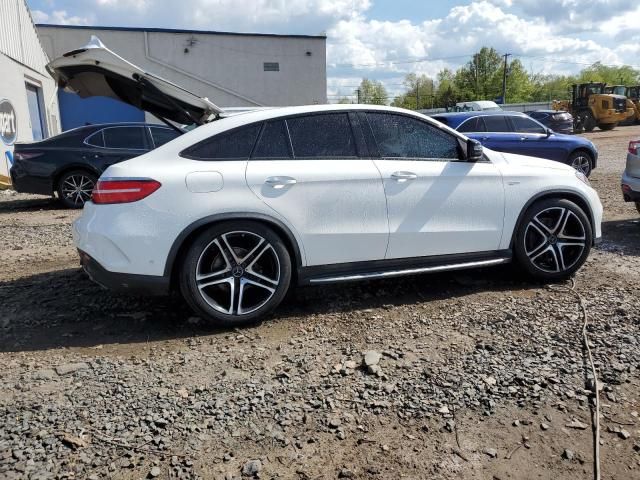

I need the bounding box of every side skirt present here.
[297,250,512,286]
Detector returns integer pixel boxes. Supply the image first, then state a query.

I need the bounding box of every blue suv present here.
[431,111,598,176]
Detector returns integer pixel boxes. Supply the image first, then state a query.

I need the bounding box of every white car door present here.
[246,112,388,266]
[364,112,505,260]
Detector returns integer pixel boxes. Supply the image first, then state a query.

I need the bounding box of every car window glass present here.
[182,124,261,160]
[103,127,146,149]
[511,116,546,134]
[482,115,511,132]
[367,112,460,159]
[150,127,180,148]
[458,116,485,133]
[85,130,104,147]
[286,113,356,158]
[252,121,292,159]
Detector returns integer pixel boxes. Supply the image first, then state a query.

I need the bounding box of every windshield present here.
[610,86,626,96]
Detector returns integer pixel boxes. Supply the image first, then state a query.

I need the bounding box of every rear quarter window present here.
[181,124,262,160]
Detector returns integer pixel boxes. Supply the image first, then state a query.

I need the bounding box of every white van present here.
[455,101,502,112]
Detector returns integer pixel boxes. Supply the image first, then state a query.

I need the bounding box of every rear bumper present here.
[10,166,53,196]
[78,249,170,296]
[621,171,640,202]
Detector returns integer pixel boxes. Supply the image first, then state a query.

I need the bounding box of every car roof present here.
[432,110,527,119]
[60,122,173,135]
[157,104,469,153]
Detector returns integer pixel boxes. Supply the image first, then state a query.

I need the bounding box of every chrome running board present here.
[308,257,510,284]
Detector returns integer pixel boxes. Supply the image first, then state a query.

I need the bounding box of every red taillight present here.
[629,141,640,156]
[14,151,44,161]
[92,179,161,204]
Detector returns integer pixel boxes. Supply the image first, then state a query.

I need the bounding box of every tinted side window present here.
[367,113,460,159]
[103,127,146,149]
[252,121,292,159]
[510,116,546,134]
[182,124,261,160]
[150,127,180,148]
[286,113,357,158]
[85,130,104,147]
[482,115,511,132]
[457,116,485,133]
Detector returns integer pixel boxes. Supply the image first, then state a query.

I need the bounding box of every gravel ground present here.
[1,126,639,480]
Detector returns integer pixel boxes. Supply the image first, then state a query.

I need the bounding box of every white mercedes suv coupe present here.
[49,39,603,326]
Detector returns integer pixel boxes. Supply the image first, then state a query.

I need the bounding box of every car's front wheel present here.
[179,221,292,327]
[514,198,592,281]
[57,170,97,209]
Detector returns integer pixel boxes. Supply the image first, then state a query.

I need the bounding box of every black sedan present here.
[11,123,181,208]
[525,110,574,135]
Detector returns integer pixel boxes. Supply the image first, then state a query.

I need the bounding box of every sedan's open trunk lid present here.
[47,36,222,125]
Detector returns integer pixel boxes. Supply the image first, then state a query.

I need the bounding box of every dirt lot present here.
[1,126,639,480]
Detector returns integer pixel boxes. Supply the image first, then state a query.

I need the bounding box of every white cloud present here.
[31,9,92,25]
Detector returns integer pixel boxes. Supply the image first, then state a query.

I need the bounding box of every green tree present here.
[391,73,435,110]
[356,78,388,105]
[454,47,503,101]
[576,63,640,86]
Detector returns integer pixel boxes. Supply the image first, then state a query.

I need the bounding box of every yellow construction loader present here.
[552,82,629,132]
[603,85,637,125]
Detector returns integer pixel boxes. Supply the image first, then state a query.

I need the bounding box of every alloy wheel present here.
[570,155,591,175]
[195,231,281,315]
[524,207,587,273]
[61,174,95,206]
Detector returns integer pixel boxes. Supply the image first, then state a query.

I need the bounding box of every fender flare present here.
[509,189,597,248]
[163,212,304,278]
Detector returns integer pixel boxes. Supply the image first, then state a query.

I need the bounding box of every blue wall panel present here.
[58,91,145,131]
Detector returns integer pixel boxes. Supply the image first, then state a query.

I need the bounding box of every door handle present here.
[391,171,417,182]
[265,176,297,189]
[520,137,527,141]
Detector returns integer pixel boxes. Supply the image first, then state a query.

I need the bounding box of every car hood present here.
[500,151,575,172]
[46,36,223,125]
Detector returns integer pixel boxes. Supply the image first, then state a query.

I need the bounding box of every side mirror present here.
[467,139,483,161]
[546,128,553,137]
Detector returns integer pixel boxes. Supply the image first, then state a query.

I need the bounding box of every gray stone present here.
[55,362,89,376]
[363,351,381,367]
[562,449,575,460]
[149,466,161,477]
[242,459,262,477]
[483,447,498,458]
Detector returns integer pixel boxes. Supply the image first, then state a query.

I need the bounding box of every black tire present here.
[57,170,97,209]
[597,123,616,131]
[514,198,592,281]
[636,202,640,215]
[568,150,593,177]
[179,221,292,327]
[583,111,596,132]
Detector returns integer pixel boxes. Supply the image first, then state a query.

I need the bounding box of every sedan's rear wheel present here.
[515,199,592,281]
[568,151,592,177]
[57,170,97,209]
[179,221,292,327]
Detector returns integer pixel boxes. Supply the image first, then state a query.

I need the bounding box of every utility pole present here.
[356,88,361,104]
[501,53,511,105]
[416,78,420,110]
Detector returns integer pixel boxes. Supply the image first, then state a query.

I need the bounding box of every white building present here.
[0,0,60,189]
[37,24,327,130]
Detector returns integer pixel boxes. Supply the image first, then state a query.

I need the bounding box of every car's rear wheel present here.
[179,221,292,327]
[568,151,593,177]
[57,170,97,209]
[514,198,592,281]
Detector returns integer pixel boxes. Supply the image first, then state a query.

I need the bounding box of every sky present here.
[26,0,640,102]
